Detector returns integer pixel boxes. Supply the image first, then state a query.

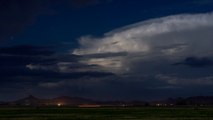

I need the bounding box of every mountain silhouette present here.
[12,95,96,106]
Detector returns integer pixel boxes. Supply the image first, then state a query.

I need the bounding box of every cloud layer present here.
[73,12,213,73]
[2,11,213,100]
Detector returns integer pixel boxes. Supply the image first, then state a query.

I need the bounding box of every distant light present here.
[57,103,62,107]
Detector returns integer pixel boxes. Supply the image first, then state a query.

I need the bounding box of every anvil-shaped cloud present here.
[73,12,213,73]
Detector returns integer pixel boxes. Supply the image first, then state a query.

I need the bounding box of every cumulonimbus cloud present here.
[73,12,213,73]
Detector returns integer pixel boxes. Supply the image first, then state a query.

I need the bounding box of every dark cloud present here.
[0,45,114,82]
[83,52,128,58]
[0,68,114,81]
[0,45,55,81]
[0,45,56,67]
[0,45,54,56]
[174,57,213,67]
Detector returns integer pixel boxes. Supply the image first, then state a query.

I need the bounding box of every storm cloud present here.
[174,57,213,67]
[73,12,213,73]
[1,1,213,101]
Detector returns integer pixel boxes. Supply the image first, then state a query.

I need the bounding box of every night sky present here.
[1,0,213,101]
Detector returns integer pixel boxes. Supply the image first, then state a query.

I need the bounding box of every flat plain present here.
[0,107,213,120]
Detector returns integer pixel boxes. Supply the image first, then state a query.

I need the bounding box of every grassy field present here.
[0,107,213,120]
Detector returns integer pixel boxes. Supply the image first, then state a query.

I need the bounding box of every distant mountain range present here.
[8,95,97,107]
[1,95,213,107]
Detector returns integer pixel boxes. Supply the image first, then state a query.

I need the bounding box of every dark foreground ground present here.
[0,107,213,120]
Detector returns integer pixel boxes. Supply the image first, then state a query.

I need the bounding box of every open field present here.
[0,107,213,120]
